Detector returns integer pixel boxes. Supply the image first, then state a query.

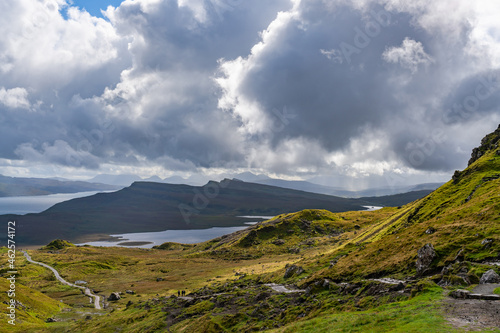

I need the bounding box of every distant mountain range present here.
[0,179,432,246]
[86,172,443,197]
[0,174,120,197]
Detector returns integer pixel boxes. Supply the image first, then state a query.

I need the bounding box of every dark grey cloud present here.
[217,0,500,176]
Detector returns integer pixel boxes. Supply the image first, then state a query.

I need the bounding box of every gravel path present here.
[265,283,305,293]
[472,283,500,295]
[22,251,102,310]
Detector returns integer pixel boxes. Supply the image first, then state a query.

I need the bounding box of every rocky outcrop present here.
[468,124,500,166]
[480,269,500,284]
[108,292,121,301]
[416,243,436,276]
[284,264,305,279]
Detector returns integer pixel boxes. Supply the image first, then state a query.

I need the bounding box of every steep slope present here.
[303,124,500,281]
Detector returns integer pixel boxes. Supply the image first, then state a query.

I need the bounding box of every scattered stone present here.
[416,243,437,276]
[272,239,285,246]
[441,264,452,275]
[450,289,470,299]
[156,277,164,282]
[108,292,121,301]
[126,290,135,295]
[284,264,305,279]
[482,238,494,248]
[301,239,316,246]
[480,269,500,284]
[75,280,87,285]
[46,317,59,323]
[425,227,436,234]
[85,315,92,320]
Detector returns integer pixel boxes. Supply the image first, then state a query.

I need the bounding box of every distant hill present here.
[88,174,143,186]
[0,174,120,197]
[252,178,442,197]
[0,179,430,246]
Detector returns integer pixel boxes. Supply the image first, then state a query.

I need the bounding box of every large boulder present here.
[107,292,121,301]
[479,269,500,284]
[416,243,436,276]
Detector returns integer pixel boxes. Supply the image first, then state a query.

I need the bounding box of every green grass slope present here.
[0,251,67,332]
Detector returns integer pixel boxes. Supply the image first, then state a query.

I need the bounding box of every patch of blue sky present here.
[62,0,124,19]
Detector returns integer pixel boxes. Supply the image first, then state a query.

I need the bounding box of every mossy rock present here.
[41,239,75,250]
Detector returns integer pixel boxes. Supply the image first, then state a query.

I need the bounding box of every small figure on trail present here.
[178,291,180,297]
[182,290,185,296]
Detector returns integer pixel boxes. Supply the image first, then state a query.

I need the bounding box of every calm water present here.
[362,206,384,211]
[78,216,273,248]
[0,191,111,215]
[76,226,250,248]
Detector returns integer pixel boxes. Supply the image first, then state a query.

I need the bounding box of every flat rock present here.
[450,289,470,299]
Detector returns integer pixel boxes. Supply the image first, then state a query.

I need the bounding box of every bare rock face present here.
[479,269,500,284]
[416,243,436,276]
[108,292,121,301]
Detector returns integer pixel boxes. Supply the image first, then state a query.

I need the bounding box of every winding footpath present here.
[22,251,101,310]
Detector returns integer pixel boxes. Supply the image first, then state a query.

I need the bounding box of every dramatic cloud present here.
[382,38,433,73]
[0,0,499,188]
[216,0,500,179]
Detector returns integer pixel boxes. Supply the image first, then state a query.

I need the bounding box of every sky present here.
[0,0,499,190]
[66,0,124,18]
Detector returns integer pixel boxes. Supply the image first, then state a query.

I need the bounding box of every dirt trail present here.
[22,251,101,310]
[444,297,500,330]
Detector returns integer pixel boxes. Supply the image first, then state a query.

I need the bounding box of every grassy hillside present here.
[1,125,499,332]
[0,249,68,333]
